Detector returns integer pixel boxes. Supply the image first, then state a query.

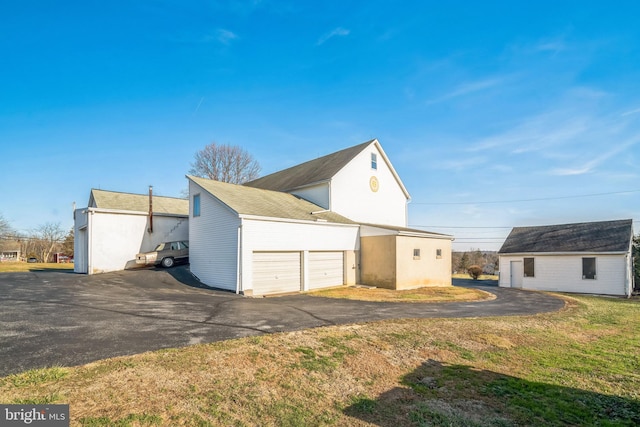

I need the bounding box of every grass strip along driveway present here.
[1,293,638,426]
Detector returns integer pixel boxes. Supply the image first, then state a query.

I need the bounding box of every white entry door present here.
[510,261,523,288]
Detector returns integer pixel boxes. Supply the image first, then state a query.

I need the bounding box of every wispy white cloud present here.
[621,107,640,117]
[214,28,238,45]
[316,27,350,46]
[426,77,504,105]
[549,136,640,176]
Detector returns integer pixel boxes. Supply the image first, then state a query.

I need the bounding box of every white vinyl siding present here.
[73,208,188,275]
[189,180,238,291]
[499,254,628,296]
[309,251,344,289]
[252,252,301,295]
[239,218,359,294]
[290,182,330,210]
[331,143,408,227]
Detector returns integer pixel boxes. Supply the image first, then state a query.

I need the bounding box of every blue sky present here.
[1,0,639,250]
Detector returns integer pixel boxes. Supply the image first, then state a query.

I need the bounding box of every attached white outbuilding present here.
[187,176,360,295]
[74,189,188,274]
[498,219,634,297]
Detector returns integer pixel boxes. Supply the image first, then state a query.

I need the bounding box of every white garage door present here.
[252,252,302,295]
[309,251,344,290]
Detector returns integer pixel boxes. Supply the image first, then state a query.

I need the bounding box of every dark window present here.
[583,257,596,279]
[413,249,420,259]
[193,194,201,217]
[524,257,535,277]
[371,153,377,170]
[436,249,442,259]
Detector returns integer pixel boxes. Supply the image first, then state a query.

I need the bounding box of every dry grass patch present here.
[1,294,639,426]
[0,262,74,273]
[308,285,494,302]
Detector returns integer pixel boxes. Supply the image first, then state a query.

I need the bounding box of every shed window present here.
[413,249,420,260]
[582,257,596,279]
[436,249,442,259]
[524,257,535,277]
[371,153,377,170]
[193,194,201,217]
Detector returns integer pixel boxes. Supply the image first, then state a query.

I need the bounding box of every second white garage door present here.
[309,251,344,290]
[252,252,302,295]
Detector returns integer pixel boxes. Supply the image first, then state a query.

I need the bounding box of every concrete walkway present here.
[0,267,565,376]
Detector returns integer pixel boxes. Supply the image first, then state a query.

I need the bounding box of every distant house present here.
[0,248,20,262]
[188,139,453,295]
[498,219,634,297]
[74,189,188,274]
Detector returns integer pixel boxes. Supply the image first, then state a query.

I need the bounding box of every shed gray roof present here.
[244,140,375,192]
[89,189,189,216]
[498,219,633,254]
[188,176,355,225]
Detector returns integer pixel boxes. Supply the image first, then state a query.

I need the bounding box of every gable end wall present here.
[331,145,408,227]
[189,180,239,291]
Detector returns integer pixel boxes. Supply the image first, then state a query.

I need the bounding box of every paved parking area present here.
[0,267,565,376]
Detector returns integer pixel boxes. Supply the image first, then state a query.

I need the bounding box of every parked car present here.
[27,257,38,263]
[136,241,189,268]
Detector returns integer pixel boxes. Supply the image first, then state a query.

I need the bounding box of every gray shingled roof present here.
[498,219,633,254]
[244,140,375,192]
[90,189,189,215]
[188,176,355,225]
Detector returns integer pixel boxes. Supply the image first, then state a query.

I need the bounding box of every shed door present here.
[252,252,301,295]
[510,261,523,288]
[309,251,344,290]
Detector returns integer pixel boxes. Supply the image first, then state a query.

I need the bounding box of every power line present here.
[410,225,511,229]
[411,189,640,205]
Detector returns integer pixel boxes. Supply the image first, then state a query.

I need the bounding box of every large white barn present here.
[188,139,453,295]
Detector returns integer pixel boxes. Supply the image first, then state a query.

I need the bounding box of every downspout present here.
[87,209,93,275]
[236,224,242,294]
[148,185,154,233]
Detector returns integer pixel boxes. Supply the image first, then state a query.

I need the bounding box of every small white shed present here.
[74,189,189,274]
[498,219,634,297]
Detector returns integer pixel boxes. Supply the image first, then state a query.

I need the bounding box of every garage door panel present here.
[253,252,301,295]
[309,251,344,290]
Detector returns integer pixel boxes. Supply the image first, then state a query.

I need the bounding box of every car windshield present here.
[154,243,166,251]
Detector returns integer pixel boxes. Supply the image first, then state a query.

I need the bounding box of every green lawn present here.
[1,294,638,426]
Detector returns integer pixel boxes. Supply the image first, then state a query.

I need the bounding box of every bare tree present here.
[34,222,66,262]
[189,143,261,184]
[0,214,11,238]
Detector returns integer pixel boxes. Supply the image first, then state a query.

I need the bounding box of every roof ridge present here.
[91,188,186,200]
[244,139,376,192]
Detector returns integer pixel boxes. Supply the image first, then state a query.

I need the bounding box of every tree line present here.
[0,215,73,263]
[451,249,499,275]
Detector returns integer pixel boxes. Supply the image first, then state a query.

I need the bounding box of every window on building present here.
[193,194,201,217]
[413,249,420,259]
[582,257,596,279]
[371,153,377,170]
[436,249,442,259]
[524,257,535,277]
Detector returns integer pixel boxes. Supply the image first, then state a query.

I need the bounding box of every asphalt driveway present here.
[0,266,564,376]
